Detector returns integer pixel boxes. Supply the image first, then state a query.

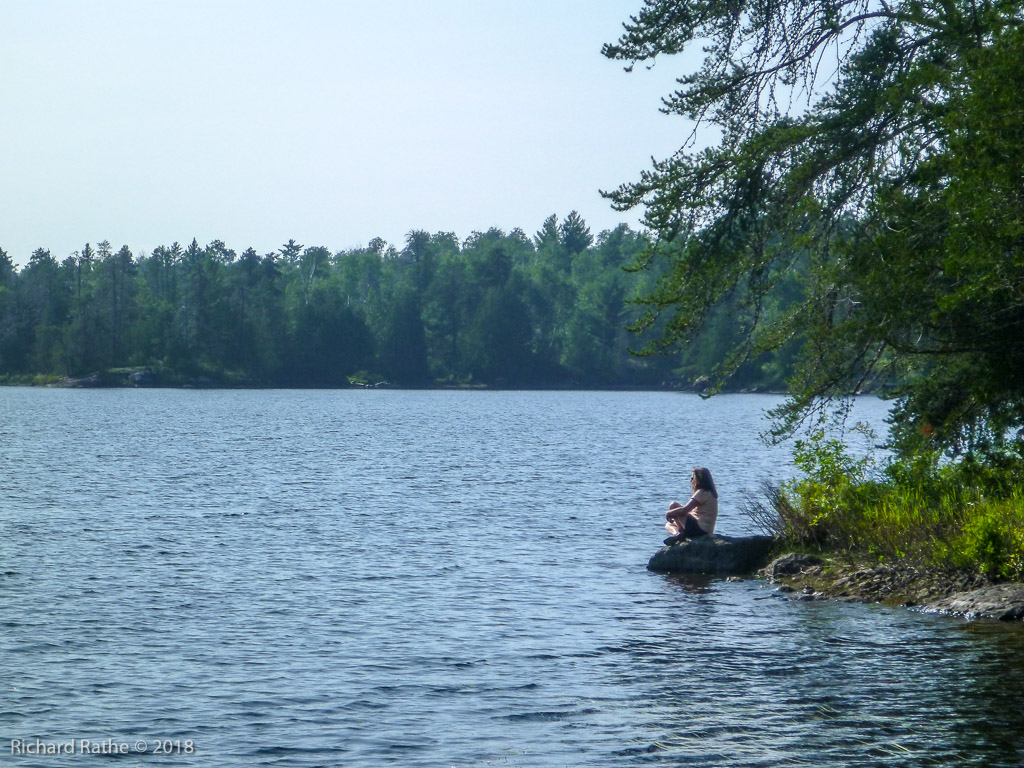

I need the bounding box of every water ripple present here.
[2,389,1023,767]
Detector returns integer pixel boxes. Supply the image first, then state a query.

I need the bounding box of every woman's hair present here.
[692,466,718,498]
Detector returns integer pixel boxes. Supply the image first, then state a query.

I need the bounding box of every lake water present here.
[1,388,1023,767]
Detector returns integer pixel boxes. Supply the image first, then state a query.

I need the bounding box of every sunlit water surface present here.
[1,389,1023,767]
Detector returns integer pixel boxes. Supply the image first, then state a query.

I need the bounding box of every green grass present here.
[746,431,1024,582]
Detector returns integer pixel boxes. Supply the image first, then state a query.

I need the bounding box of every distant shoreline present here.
[1,369,794,395]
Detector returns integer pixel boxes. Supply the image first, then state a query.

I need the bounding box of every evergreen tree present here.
[378,287,429,385]
[604,0,1024,454]
[560,211,593,257]
[20,249,70,373]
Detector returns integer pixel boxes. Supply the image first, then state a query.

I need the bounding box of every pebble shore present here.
[761,553,1024,621]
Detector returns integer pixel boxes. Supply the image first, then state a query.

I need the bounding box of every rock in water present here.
[924,584,1024,621]
[763,553,823,580]
[647,535,776,575]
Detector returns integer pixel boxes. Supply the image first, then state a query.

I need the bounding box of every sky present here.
[1,1,699,265]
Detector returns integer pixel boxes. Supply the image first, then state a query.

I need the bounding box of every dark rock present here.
[763,553,824,580]
[647,534,775,575]
[924,583,1024,621]
[128,370,157,387]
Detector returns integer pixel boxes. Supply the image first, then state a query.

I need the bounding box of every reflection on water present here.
[0,388,1021,767]
[665,573,717,594]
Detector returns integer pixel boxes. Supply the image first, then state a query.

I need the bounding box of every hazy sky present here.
[1,1,697,265]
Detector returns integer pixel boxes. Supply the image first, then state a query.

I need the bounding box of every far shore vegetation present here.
[0,217,796,392]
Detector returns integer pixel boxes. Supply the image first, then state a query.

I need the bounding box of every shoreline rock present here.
[61,372,105,388]
[924,584,1024,621]
[649,541,1024,622]
[648,534,775,575]
[759,553,1024,622]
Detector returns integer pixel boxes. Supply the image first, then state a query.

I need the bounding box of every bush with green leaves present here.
[751,429,1024,579]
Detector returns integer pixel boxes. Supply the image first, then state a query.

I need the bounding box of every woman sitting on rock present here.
[664,466,719,545]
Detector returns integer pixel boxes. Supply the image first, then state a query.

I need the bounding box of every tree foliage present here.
[1,217,764,389]
[604,0,1024,458]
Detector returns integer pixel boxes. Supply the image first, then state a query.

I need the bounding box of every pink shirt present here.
[689,489,719,534]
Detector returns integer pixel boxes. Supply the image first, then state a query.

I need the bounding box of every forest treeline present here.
[0,214,793,389]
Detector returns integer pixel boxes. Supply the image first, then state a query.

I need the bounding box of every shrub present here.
[748,429,1024,579]
[941,496,1024,581]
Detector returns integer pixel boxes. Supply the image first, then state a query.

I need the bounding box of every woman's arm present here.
[666,498,698,519]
